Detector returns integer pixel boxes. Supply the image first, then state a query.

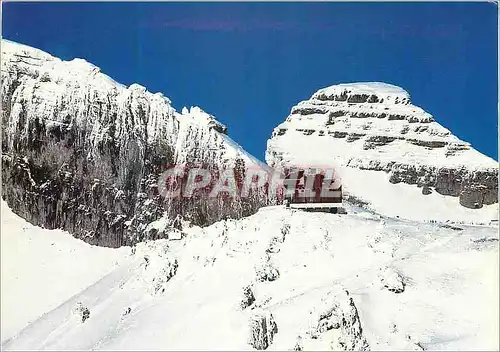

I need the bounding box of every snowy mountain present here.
[1,42,499,351]
[1,40,267,247]
[266,82,498,223]
[2,200,498,350]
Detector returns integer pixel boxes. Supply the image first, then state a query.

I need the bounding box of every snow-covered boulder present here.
[308,289,369,351]
[378,267,406,294]
[255,254,280,282]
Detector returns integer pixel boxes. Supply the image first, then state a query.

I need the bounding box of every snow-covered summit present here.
[312,82,411,105]
[180,106,228,133]
[267,82,498,221]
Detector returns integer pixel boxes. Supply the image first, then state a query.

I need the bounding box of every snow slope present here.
[2,201,498,350]
[0,201,129,342]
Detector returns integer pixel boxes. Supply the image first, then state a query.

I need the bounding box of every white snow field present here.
[1,201,129,343]
[2,200,498,350]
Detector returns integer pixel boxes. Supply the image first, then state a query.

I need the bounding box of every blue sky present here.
[3,2,498,160]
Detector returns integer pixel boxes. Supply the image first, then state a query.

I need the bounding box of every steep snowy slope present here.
[1,40,267,247]
[3,202,498,350]
[266,82,498,223]
[0,201,129,342]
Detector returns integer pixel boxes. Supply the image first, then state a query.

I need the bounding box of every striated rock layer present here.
[266,82,498,216]
[1,40,267,247]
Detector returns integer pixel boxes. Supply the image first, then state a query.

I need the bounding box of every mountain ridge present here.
[266,82,498,222]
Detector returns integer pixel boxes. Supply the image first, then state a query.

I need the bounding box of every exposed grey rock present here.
[434,168,464,197]
[329,131,348,138]
[315,91,348,102]
[363,135,398,150]
[439,223,463,231]
[328,110,349,120]
[459,184,488,209]
[297,129,315,136]
[351,112,378,118]
[407,138,447,148]
[346,133,365,142]
[387,114,406,121]
[421,186,432,195]
[343,193,370,208]
[248,310,278,350]
[386,164,497,208]
[347,94,370,104]
[400,125,410,134]
[275,128,287,136]
[445,142,470,157]
[389,164,429,185]
[291,106,327,116]
[240,285,256,310]
[467,170,498,206]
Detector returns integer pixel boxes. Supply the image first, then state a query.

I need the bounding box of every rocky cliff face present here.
[266,82,498,220]
[1,40,266,247]
[2,41,497,247]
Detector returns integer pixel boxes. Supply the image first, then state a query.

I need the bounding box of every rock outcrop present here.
[309,289,370,351]
[248,310,278,350]
[71,302,91,323]
[240,285,256,310]
[1,40,268,247]
[266,82,498,212]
